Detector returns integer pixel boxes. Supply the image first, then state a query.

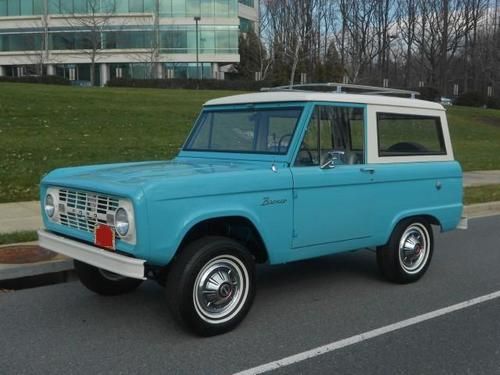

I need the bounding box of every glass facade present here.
[159,0,237,17]
[0,0,238,16]
[0,32,41,51]
[0,0,255,82]
[160,25,238,54]
[0,0,43,16]
[30,25,238,54]
[164,62,212,79]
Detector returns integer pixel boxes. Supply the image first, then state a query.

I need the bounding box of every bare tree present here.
[58,0,117,86]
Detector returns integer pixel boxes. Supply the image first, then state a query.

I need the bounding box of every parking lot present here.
[1,215,499,375]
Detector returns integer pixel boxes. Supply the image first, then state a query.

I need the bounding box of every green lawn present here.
[0,83,238,203]
[1,82,499,203]
[0,230,38,246]
[464,184,500,205]
[447,106,500,171]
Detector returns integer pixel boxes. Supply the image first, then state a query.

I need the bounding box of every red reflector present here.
[95,224,115,250]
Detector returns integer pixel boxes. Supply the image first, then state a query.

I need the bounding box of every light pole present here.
[194,16,201,79]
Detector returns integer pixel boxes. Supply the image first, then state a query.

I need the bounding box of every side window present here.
[377,113,446,156]
[295,105,365,166]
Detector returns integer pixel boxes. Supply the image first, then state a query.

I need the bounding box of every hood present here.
[41,158,288,200]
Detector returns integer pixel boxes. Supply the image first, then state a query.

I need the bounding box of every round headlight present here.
[45,194,55,218]
[115,208,129,236]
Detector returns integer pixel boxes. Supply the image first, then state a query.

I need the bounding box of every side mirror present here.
[320,151,345,169]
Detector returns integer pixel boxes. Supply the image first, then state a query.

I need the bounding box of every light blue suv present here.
[38,85,464,336]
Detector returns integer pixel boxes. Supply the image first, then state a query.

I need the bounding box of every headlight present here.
[45,194,55,218]
[115,208,129,236]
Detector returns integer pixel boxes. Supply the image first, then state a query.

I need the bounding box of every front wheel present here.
[166,236,256,336]
[377,218,434,284]
[74,260,143,296]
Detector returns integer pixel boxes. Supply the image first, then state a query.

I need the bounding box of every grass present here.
[0,83,239,203]
[0,82,499,203]
[447,106,500,171]
[464,184,500,205]
[0,231,38,246]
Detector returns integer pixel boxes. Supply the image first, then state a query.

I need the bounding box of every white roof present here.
[205,91,444,111]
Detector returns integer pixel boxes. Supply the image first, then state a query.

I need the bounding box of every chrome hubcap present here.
[98,268,125,281]
[398,223,430,274]
[193,255,249,324]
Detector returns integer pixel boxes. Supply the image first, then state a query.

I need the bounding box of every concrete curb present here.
[464,201,500,219]
[0,257,74,281]
[0,242,73,282]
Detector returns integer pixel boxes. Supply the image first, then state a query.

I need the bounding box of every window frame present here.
[366,105,453,164]
[183,104,306,156]
[376,112,447,157]
[291,102,367,168]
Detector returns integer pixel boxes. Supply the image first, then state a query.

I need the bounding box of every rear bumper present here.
[457,216,468,230]
[38,230,146,280]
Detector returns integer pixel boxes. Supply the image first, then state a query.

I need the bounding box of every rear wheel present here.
[377,218,433,283]
[74,260,143,296]
[166,236,256,336]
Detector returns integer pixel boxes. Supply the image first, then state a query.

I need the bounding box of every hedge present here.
[0,75,70,85]
[107,78,274,91]
[454,91,500,109]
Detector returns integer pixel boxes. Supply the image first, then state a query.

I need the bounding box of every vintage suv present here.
[38,83,465,336]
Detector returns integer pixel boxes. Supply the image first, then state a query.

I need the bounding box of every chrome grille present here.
[57,188,119,234]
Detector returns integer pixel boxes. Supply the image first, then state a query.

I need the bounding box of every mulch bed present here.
[0,245,57,264]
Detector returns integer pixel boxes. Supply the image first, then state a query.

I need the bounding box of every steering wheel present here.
[387,142,428,153]
[277,134,293,153]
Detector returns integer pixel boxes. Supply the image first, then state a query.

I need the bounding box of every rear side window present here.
[377,113,446,156]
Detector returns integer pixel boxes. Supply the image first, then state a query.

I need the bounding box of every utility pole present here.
[194,16,201,79]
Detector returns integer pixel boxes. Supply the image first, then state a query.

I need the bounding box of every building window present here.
[0,33,42,51]
[238,0,253,8]
[129,0,144,13]
[7,0,19,16]
[0,0,7,16]
[159,25,238,54]
[165,62,213,79]
[73,0,88,13]
[239,17,254,33]
[20,0,32,15]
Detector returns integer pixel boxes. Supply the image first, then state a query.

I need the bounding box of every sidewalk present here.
[0,201,40,235]
[463,170,500,187]
[1,171,500,235]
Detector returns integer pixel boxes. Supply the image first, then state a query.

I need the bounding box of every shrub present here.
[454,91,486,107]
[0,75,70,85]
[486,96,500,109]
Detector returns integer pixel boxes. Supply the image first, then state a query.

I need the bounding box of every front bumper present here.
[38,230,146,280]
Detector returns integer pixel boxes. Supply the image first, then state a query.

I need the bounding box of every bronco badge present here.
[261,197,287,206]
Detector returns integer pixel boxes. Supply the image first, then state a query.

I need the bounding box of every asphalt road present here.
[1,215,499,375]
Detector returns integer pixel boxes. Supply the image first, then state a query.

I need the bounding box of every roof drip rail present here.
[261,82,420,99]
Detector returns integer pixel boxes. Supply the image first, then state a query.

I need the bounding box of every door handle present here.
[360,167,375,174]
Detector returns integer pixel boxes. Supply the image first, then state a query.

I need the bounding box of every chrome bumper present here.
[38,230,146,280]
[457,216,468,230]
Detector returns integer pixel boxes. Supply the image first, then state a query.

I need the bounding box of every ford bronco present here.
[38,84,465,336]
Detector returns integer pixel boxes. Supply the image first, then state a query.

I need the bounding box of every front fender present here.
[145,190,293,266]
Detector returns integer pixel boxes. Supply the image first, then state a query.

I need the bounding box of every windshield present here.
[184,107,304,154]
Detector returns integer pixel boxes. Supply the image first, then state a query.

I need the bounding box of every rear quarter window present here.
[377,113,446,156]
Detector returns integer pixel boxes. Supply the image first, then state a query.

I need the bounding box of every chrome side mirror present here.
[320,151,345,169]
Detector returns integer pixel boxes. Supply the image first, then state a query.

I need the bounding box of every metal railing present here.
[261,82,419,99]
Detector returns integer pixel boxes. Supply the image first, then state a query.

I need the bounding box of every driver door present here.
[291,104,374,250]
